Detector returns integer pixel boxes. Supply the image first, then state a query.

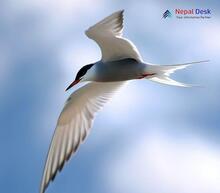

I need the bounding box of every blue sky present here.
[1,1,220,193]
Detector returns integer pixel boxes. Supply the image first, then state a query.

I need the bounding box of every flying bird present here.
[40,10,207,193]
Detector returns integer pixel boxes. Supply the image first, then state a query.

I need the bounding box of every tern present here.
[40,10,207,193]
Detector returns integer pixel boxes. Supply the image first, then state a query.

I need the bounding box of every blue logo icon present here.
[163,10,172,18]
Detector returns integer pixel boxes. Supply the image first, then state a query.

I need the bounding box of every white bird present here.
[40,10,208,193]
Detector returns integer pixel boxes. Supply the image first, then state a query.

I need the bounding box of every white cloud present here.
[7,0,103,19]
[201,22,220,54]
[60,43,100,78]
[104,131,220,193]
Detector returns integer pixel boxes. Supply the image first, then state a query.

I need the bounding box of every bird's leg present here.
[137,73,156,79]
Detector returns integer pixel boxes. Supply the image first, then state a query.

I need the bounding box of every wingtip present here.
[40,181,49,193]
[40,186,45,193]
[115,9,124,15]
[40,175,50,193]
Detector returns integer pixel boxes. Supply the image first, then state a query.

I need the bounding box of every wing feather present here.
[85,10,142,62]
[40,82,123,193]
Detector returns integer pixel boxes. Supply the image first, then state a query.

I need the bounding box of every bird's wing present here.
[40,82,123,193]
[85,10,143,62]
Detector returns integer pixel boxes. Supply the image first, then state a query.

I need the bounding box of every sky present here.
[1,0,220,193]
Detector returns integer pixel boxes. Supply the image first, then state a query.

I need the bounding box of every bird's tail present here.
[145,60,209,87]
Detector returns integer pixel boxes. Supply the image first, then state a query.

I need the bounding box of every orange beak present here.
[65,79,80,91]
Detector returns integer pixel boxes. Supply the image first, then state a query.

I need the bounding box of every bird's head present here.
[65,63,94,91]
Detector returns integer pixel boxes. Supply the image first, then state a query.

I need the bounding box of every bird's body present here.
[40,10,208,193]
[86,58,148,82]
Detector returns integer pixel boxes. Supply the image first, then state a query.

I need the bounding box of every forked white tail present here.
[146,60,209,87]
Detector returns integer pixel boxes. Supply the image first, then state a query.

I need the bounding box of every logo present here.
[163,10,172,18]
[162,8,211,19]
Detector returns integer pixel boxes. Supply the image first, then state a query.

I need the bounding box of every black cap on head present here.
[75,63,94,81]
[65,63,94,91]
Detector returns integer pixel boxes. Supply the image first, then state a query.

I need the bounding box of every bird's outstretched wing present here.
[40,82,123,193]
[85,10,143,62]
